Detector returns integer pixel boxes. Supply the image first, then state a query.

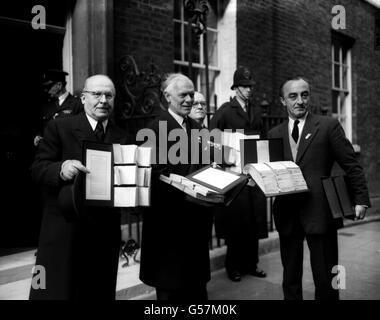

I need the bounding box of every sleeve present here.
[329,119,371,207]
[30,120,64,187]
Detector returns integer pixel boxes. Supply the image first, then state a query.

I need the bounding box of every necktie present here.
[95,121,105,142]
[292,119,300,143]
[246,103,251,123]
[183,117,191,135]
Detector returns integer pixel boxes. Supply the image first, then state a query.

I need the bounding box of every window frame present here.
[173,1,220,104]
[331,39,352,141]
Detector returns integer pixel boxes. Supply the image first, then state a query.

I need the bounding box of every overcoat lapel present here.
[231,98,249,123]
[295,114,319,164]
[279,120,293,161]
[72,113,95,146]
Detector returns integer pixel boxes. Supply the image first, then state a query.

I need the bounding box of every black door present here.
[0,3,66,250]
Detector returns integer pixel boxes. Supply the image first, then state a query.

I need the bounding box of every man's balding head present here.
[81,75,116,121]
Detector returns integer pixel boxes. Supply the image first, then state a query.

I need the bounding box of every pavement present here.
[133,215,380,300]
[0,197,379,300]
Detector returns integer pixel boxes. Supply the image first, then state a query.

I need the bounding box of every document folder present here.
[322,175,355,220]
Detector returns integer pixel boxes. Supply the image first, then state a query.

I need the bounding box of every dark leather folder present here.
[322,175,355,220]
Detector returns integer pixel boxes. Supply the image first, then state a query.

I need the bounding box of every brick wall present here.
[113,0,174,81]
[236,0,380,196]
[112,0,380,195]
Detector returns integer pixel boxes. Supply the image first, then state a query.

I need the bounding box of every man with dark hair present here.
[34,69,83,146]
[30,75,130,300]
[139,73,213,301]
[268,77,370,300]
[209,66,267,282]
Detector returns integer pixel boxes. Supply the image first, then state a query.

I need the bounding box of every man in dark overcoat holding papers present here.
[139,73,213,300]
[268,77,370,300]
[29,75,131,300]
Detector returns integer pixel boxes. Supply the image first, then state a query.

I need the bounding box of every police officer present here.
[34,70,83,146]
[210,66,268,282]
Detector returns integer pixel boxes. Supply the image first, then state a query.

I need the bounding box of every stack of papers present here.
[168,174,224,202]
[160,174,225,203]
[243,163,279,194]
[113,144,152,207]
[243,161,308,196]
[265,162,294,192]
[114,187,138,207]
[114,165,137,185]
[281,161,308,190]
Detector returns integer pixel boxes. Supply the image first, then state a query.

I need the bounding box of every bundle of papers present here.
[243,161,308,196]
[113,144,152,166]
[114,165,137,185]
[113,144,152,207]
[114,186,150,207]
[265,162,294,192]
[243,163,279,194]
[159,174,225,203]
[281,161,308,190]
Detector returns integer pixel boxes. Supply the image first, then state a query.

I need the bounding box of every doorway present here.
[0,3,67,251]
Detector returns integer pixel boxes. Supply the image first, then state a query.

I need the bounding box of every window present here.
[331,38,352,141]
[174,0,220,112]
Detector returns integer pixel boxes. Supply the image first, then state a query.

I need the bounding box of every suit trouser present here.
[279,228,339,300]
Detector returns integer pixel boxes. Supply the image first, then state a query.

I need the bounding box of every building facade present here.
[1,0,379,247]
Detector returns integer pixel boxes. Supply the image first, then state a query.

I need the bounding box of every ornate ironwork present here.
[120,239,140,268]
[184,0,211,122]
[118,55,165,119]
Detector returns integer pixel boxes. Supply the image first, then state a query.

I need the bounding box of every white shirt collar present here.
[288,112,308,137]
[235,95,247,112]
[168,108,186,130]
[85,113,108,131]
[58,91,69,106]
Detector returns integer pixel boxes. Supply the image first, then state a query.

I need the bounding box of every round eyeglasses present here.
[83,90,114,100]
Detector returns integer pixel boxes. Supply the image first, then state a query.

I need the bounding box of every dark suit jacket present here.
[268,113,370,235]
[209,97,268,240]
[30,112,130,300]
[139,110,213,290]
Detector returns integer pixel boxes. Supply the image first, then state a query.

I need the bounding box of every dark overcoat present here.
[29,112,130,300]
[139,111,214,291]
